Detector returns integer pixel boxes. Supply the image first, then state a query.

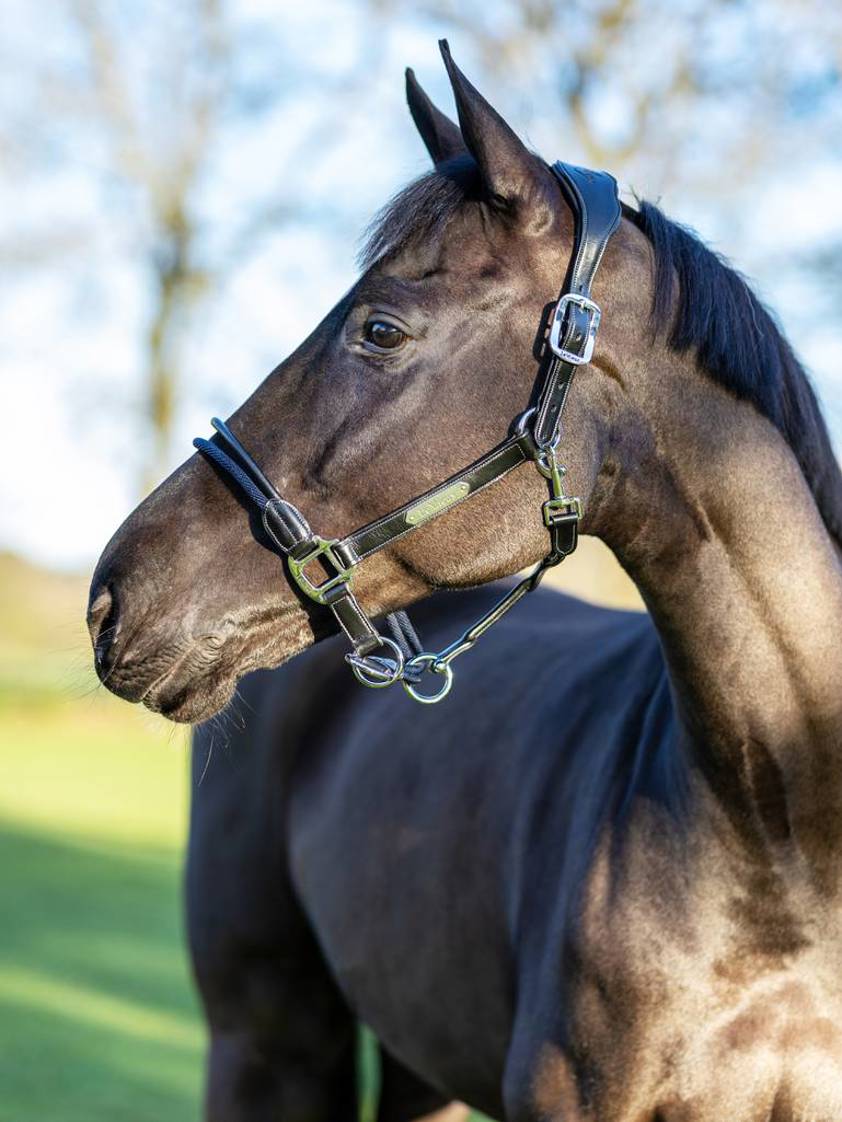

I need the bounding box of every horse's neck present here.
[595,359,842,874]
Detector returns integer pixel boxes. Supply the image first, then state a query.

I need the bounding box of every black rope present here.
[385,609,424,679]
[193,437,269,510]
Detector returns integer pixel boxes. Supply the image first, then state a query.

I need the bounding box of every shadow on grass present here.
[0,821,203,1122]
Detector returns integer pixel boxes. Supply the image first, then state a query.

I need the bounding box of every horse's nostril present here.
[87,583,121,669]
[88,584,113,636]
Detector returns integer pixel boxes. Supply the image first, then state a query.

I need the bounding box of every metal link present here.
[402,654,454,705]
[536,448,582,522]
[346,637,405,688]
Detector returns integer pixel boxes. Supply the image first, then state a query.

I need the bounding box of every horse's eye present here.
[363,320,407,351]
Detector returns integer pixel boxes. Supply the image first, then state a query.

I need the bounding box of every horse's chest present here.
[546,845,842,1121]
[561,971,842,1120]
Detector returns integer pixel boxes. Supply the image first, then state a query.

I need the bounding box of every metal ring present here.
[535,427,561,454]
[346,637,405,689]
[513,406,536,437]
[402,653,454,705]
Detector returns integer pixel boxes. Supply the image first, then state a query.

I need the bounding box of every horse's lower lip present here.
[141,665,228,723]
[141,672,187,712]
[139,646,226,720]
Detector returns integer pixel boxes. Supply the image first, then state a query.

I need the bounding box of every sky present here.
[1,0,841,571]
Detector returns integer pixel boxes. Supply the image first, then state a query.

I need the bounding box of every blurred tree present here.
[0,0,366,492]
[72,0,224,490]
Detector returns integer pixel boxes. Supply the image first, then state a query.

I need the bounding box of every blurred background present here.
[1,1,841,1118]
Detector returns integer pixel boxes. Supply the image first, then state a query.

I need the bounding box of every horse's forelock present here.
[358,153,481,270]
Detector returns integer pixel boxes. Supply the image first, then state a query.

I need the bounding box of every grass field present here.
[0,552,201,1121]
[0,731,199,1121]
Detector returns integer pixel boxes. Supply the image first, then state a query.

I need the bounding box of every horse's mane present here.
[623,199,842,546]
[361,158,842,546]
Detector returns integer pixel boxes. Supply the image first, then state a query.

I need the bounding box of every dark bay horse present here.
[88,44,842,1122]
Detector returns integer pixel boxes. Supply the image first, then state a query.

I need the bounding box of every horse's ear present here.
[406,67,465,166]
[439,40,557,232]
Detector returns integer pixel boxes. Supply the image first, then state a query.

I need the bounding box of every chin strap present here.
[193,161,621,704]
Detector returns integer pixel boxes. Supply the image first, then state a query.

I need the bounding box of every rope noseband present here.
[194,162,621,704]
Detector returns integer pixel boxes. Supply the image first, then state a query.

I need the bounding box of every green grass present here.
[0,824,201,1122]
[0,690,201,1122]
[0,550,203,1120]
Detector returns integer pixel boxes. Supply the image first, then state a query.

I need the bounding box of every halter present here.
[194,161,621,704]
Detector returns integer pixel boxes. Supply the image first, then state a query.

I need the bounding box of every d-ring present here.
[513,406,536,437]
[402,653,454,705]
[346,637,405,689]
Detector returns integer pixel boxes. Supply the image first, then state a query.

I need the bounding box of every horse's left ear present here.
[406,67,465,165]
[439,39,558,233]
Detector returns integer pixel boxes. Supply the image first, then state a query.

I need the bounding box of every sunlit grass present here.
[0,965,202,1049]
[0,697,189,849]
[0,677,201,1122]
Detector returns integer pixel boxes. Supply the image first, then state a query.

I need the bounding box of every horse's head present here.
[87,43,648,722]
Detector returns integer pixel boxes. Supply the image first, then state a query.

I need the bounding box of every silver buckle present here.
[287,537,354,605]
[548,293,601,365]
[543,495,583,527]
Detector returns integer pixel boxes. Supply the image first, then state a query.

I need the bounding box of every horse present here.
[88,42,842,1122]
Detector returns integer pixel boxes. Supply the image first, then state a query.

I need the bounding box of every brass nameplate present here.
[405,481,471,526]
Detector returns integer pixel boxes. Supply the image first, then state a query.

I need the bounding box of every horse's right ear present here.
[406,67,466,166]
[438,40,557,233]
